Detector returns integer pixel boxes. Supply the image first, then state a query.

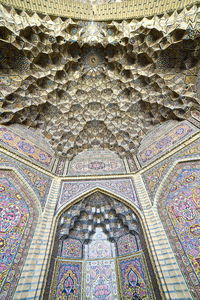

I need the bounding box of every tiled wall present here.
[157,161,200,299]
[67,149,126,176]
[0,133,199,299]
[0,152,52,209]
[137,121,199,167]
[0,126,55,170]
[0,170,40,299]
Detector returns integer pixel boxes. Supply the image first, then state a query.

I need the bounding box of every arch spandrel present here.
[56,186,143,219]
[0,165,45,213]
[156,160,200,299]
[0,169,40,299]
[56,178,141,215]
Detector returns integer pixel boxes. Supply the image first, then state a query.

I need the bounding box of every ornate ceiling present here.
[0,3,199,160]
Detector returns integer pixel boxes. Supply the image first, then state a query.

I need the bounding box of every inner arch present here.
[43,191,161,299]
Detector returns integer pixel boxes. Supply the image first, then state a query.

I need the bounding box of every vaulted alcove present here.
[44,192,161,299]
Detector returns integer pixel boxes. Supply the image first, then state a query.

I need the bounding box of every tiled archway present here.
[44,192,161,299]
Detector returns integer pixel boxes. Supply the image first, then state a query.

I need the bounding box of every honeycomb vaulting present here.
[59,192,140,244]
[0,4,199,160]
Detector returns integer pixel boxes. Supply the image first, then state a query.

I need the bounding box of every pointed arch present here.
[56,186,143,221]
[43,189,162,299]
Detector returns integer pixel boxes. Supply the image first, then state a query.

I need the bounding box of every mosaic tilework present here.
[20,167,51,207]
[189,117,200,129]
[138,121,198,165]
[0,172,38,299]
[0,152,52,208]
[126,156,138,172]
[58,178,140,212]
[85,259,118,299]
[158,161,200,299]
[0,127,54,168]
[189,108,200,129]
[68,150,126,175]
[50,259,82,300]
[117,234,139,257]
[142,139,200,202]
[47,191,162,300]
[87,239,113,259]
[61,239,82,259]
[55,158,66,176]
[118,254,154,300]
[86,228,115,259]
[191,109,200,122]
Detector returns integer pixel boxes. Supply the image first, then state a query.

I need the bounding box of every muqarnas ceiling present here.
[0,4,199,161]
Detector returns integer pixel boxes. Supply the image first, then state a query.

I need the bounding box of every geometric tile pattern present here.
[117,234,139,256]
[61,238,82,259]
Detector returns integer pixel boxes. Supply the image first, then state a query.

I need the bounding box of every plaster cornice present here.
[0,0,199,20]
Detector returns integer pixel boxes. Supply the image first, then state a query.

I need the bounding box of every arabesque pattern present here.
[138,122,197,165]
[0,127,53,167]
[85,260,118,299]
[158,161,200,299]
[0,172,38,299]
[58,178,139,211]
[0,152,52,208]
[142,138,200,202]
[118,254,154,299]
